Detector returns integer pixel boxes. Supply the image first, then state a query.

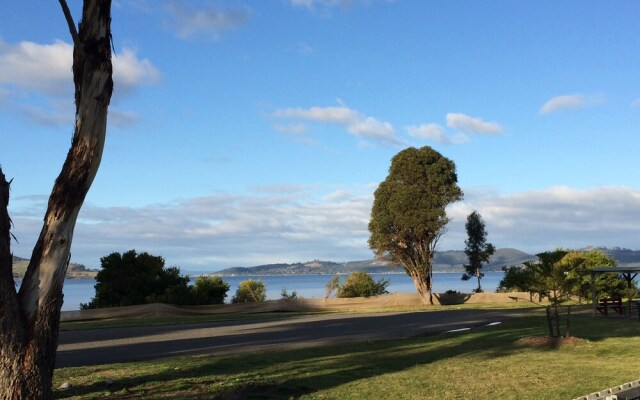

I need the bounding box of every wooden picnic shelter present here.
[590,266,640,317]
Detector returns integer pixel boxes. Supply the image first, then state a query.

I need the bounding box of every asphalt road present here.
[56,308,531,368]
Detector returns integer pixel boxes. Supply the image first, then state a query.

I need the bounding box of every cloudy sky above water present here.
[2,1,639,270]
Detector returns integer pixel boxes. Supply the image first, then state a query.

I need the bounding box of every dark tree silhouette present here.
[462,211,495,293]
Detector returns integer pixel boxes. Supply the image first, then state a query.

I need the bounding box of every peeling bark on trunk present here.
[404,259,434,305]
[411,273,433,305]
[0,1,112,399]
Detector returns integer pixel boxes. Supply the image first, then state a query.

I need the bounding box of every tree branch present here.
[58,0,80,47]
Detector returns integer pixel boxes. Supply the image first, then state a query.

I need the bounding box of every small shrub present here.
[324,275,340,299]
[232,279,266,303]
[336,271,389,298]
[325,276,340,298]
[280,287,298,300]
[445,289,460,295]
[192,276,230,305]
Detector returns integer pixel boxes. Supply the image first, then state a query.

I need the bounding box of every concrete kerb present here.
[574,379,640,400]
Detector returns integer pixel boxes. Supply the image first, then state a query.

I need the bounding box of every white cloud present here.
[290,0,390,10]
[323,189,352,202]
[165,1,249,40]
[446,113,502,135]
[0,39,72,95]
[539,93,604,114]
[442,186,640,254]
[11,186,375,269]
[0,38,160,126]
[290,0,351,8]
[405,123,469,145]
[11,184,640,270]
[272,105,402,146]
[113,48,161,94]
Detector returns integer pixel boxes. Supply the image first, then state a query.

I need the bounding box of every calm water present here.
[22,271,505,311]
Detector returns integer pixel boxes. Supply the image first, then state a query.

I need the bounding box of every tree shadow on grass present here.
[54,311,640,399]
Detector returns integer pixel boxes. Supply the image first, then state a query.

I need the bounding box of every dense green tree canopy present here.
[192,276,230,305]
[83,250,188,308]
[369,146,462,304]
[335,271,389,298]
[83,250,230,308]
[498,249,627,301]
[231,279,267,303]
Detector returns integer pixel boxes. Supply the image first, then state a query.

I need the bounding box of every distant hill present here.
[213,248,539,276]
[12,256,98,279]
[584,247,640,267]
[432,248,536,271]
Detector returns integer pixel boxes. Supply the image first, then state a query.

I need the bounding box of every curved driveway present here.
[56,308,532,368]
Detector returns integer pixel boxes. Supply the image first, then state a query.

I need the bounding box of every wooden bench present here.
[596,297,624,316]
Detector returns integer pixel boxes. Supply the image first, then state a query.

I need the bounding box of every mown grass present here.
[53,310,640,399]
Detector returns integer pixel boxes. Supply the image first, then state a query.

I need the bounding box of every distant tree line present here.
[84,250,399,310]
[497,249,629,302]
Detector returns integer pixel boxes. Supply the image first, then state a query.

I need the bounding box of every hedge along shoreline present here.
[60,292,544,323]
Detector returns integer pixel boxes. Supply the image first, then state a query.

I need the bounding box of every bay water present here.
[29,271,505,311]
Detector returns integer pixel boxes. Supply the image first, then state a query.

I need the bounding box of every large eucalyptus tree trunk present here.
[407,265,434,305]
[0,1,112,398]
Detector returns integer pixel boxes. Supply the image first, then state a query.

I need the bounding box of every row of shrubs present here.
[81,250,390,309]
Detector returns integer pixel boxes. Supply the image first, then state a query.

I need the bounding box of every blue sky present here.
[1,0,639,270]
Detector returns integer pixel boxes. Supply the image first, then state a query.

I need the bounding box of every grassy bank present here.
[53,311,640,399]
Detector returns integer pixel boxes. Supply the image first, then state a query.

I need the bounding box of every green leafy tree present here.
[369,146,463,304]
[336,271,389,298]
[532,250,574,306]
[527,250,573,337]
[498,265,540,300]
[192,276,230,305]
[232,279,267,303]
[325,276,340,298]
[498,249,626,337]
[558,250,626,301]
[498,249,626,302]
[82,250,191,309]
[461,211,495,292]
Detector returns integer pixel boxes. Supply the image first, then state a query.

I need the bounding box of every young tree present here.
[192,276,231,305]
[558,250,625,302]
[232,279,267,303]
[462,211,495,293]
[336,271,389,298]
[369,146,463,304]
[498,249,625,303]
[325,275,340,298]
[0,1,113,398]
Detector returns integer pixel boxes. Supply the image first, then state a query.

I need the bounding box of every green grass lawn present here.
[53,310,640,400]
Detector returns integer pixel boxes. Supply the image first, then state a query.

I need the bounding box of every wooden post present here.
[591,271,597,318]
